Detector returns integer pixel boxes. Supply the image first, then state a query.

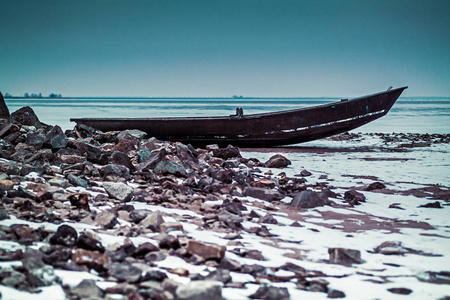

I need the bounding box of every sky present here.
[0,0,449,97]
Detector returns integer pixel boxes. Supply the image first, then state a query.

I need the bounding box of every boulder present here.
[50,224,78,247]
[176,280,223,300]
[328,248,362,266]
[0,92,10,121]
[67,173,88,188]
[249,284,290,299]
[44,125,67,149]
[21,256,57,287]
[70,279,103,299]
[26,132,46,149]
[95,210,118,229]
[109,151,134,171]
[344,189,366,205]
[265,154,291,168]
[103,182,133,202]
[243,186,283,201]
[187,240,226,261]
[290,190,329,209]
[139,210,165,231]
[212,145,241,159]
[11,106,42,128]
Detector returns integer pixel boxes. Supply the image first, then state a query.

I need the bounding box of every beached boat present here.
[71,86,407,147]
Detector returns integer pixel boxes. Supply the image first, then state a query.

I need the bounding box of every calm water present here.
[4,97,450,134]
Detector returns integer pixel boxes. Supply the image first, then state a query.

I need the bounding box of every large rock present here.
[95,210,118,229]
[44,125,67,149]
[212,145,241,159]
[72,248,111,271]
[138,210,164,231]
[11,106,41,128]
[176,280,223,300]
[70,279,103,299]
[103,182,133,202]
[243,186,283,201]
[0,92,10,121]
[109,151,134,171]
[50,224,78,247]
[249,284,289,299]
[187,240,226,261]
[328,248,362,266]
[265,154,291,168]
[290,190,329,209]
[22,256,57,287]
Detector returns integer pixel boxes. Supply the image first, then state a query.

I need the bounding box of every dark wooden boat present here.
[71,86,407,147]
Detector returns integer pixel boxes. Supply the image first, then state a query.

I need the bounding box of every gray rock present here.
[243,186,283,201]
[50,224,78,247]
[328,289,346,298]
[103,163,131,180]
[249,284,289,299]
[48,178,70,188]
[187,240,226,261]
[95,210,118,229]
[176,280,223,300]
[68,173,88,188]
[290,190,329,209]
[117,129,147,140]
[26,132,46,149]
[140,210,165,231]
[11,106,42,128]
[22,256,57,287]
[110,151,134,171]
[0,208,9,220]
[0,92,10,121]
[106,262,142,283]
[44,125,67,149]
[265,154,291,168]
[70,279,103,298]
[328,248,362,266]
[103,182,133,202]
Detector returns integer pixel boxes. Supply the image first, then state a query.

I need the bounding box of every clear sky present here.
[1,0,449,97]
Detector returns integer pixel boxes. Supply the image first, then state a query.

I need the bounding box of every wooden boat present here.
[71,86,407,147]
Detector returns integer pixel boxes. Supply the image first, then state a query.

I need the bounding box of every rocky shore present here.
[0,104,449,300]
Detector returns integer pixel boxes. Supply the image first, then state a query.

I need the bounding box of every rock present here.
[103,181,133,202]
[160,221,184,233]
[72,248,110,271]
[328,289,346,298]
[344,189,366,205]
[44,125,67,149]
[95,210,118,229]
[300,169,312,176]
[139,210,165,231]
[366,181,386,191]
[159,235,181,250]
[67,193,90,212]
[187,240,226,261]
[106,262,142,283]
[265,154,291,168]
[77,233,105,253]
[104,282,138,295]
[133,242,159,258]
[205,268,232,283]
[71,140,107,164]
[388,287,412,295]
[212,145,240,159]
[154,156,189,177]
[26,132,46,149]
[117,129,147,140]
[389,203,405,210]
[11,224,40,244]
[328,248,362,266]
[0,208,9,220]
[176,280,223,300]
[67,173,88,188]
[11,106,42,128]
[110,151,134,171]
[258,213,278,224]
[0,92,10,121]
[70,279,103,299]
[50,225,78,247]
[243,186,283,201]
[48,178,69,188]
[419,201,442,208]
[290,190,329,208]
[22,256,57,287]
[249,284,290,299]
[103,163,131,180]
[252,178,276,189]
[0,179,15,190]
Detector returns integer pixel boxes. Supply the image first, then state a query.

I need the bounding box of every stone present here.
[68,193,91,211]
[265,154,291,168]
[11,106,42,128]
[139,210,165,231]
[77,233,105,253]
[95,210,118,229]
[344,189,366,205]
[71,279,103,299]
[159,235,181,249]
[300,169,312,176]
[290,190,329,209]
[67,173,88,188]
[103,163,131,180]
[249,284,290,299]
[133,242,159,258]
[48,178,69,188]
[387,288,412,295]
[50,225,78,247]
[22,256,57,287]
[0,179,15,190]
[252,178,276,189]
[129,209,152,223]
[419,201,442,208]
[105,282,138,295]
[328,248,362,266]
[0,92,10,121]
[160,221,184,233]
[71,140,107,164]
[212,145,241,159]
[106,262,142,283]
[205,268,232,283]
[366,181,386,191]
[187,240,226,261]
[176,280,223,300]
[0,208,9,220]
[44,125,67,149]
[72,248,111,271]
[243,186,283,201]
[327,289,346,298]
[11,224,40,244]
[26,132,46,149]
[110,151,134,171]
[258,213,278,224]
[103,181,133,202]
[154,156,189,177]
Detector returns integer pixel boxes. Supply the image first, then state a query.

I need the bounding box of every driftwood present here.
[0,92,10,122]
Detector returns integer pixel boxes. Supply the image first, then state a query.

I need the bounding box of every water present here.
[4,97,450,134]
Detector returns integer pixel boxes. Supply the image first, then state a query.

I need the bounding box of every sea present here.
[4,97,450,135]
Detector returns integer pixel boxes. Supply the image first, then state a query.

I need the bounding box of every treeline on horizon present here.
[2,92,63,98]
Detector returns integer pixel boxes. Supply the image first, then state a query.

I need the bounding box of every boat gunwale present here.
[70,86,408,123]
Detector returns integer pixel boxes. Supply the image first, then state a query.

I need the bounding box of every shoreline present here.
[0,106,449,299]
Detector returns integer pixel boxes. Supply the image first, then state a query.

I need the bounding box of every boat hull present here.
[71,87,407,147]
